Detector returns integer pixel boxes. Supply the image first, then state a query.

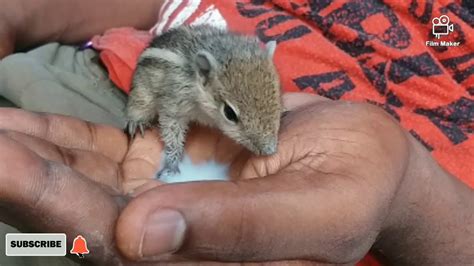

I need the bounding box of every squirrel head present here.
[194,40,282,156]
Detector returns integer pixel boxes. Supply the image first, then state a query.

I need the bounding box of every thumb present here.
[115,171,368,264]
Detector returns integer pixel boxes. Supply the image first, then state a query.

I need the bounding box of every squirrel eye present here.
[223,103,239,123]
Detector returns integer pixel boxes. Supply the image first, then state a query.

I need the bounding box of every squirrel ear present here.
[265,40,277,60]
[195,51,217,82]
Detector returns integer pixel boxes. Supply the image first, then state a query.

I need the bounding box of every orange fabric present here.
[91,27,152,93]
[91,0,474,265]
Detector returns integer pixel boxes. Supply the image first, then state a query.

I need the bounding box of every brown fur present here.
[125,24,282,178]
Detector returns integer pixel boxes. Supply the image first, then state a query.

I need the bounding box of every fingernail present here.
[140,209,186,258]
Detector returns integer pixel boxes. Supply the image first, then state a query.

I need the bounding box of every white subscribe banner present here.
[6,233,67,256]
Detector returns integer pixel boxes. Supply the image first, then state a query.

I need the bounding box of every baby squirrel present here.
[125,24,282,179]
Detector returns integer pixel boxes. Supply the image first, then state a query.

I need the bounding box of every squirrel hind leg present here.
[156,166,180,180]
[155,116,189,179]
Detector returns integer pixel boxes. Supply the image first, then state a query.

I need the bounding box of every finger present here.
[183,126,217,164]
[185,125,244,165]
[127,180,162,197]
[116,171,378,264]
[0,108,128,162]
[3,130,122,191]
[4,128,164,194]
[122,128,164,193]
[282,93,328,111]
[0,134,123,265]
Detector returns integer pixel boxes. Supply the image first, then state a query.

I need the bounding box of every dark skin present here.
[0,0,163,58]
[0,94,473,266]
[0,1,473,265]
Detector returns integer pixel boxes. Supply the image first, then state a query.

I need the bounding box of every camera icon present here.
[432,15,454,39]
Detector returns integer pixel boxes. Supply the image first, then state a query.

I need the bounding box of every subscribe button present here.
[5,233,66,256]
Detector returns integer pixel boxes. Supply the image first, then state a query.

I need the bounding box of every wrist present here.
[375,135,474,265]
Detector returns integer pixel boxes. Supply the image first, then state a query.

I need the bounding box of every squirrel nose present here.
[258,138,278,156]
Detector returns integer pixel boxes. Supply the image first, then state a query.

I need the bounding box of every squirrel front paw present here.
[125,120,149,139]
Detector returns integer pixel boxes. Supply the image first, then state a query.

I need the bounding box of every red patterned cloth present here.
[91,1,474,265]
[91,27,153,93]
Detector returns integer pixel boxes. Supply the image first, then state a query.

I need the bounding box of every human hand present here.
[0,105,321,265]
[0,106,168,264]
[116,93,473,265]
[0,92,472,266]
[112,93,409,264]
[0,0,164,60]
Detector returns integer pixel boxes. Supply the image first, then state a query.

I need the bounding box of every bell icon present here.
[70,235,90,258]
